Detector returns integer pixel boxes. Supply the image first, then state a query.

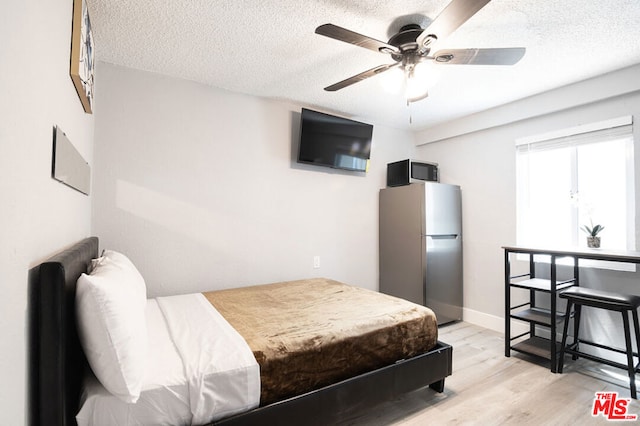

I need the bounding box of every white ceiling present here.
[86,0,640,131]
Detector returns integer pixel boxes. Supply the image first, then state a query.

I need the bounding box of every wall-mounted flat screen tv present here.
[297,108,373,172]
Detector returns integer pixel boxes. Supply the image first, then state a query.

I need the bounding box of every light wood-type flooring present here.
[341,321,640,425]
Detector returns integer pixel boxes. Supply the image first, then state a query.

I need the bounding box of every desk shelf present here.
[504,248,578,373]
[510,307,570,327]
[511,336,561,361]
[509,278,575,293]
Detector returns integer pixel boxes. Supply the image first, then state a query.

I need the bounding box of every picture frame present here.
[70,0,94,114]
[52,126,91,195]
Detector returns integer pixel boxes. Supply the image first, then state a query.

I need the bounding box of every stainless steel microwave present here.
[386,159,439,187]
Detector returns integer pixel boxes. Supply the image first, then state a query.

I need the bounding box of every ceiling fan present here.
[315,0,525,102]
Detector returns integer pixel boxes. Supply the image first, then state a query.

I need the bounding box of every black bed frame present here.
[35,237,453,426]
[36,237,98,426]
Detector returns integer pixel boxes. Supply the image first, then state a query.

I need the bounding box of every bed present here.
[35,237,453,425]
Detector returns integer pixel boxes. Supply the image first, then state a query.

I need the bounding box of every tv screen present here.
[297,108,373,172]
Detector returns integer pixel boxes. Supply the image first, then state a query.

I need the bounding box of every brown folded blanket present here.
[203,278,438,405]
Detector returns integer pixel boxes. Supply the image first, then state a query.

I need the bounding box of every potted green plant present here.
[582,222,604,248]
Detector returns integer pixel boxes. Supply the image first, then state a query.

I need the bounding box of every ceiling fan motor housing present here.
[389,24,423,62]
[388,24,436,65]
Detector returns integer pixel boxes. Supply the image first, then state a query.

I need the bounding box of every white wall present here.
[416,66,640,332]
[91,63,415,297]
[0,1,94,424]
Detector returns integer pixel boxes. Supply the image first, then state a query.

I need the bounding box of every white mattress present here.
[76,294,260,425]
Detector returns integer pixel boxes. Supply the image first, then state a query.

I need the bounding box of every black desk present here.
[503,245,640,372]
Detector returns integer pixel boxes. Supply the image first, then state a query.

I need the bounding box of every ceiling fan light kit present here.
[405,78,429,103]
[406,62,441,103]
[379,62,438,103]
[315,0,525,104]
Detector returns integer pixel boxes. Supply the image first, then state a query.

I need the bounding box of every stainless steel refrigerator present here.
[379,182,463,325]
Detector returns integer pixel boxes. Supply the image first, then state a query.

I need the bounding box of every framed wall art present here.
[52,126,91,195]
[70,0,95,114]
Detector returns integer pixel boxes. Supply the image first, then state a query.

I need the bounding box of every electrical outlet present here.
[313,256,320,269]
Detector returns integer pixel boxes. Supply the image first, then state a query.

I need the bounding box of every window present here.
[516,116,635,269]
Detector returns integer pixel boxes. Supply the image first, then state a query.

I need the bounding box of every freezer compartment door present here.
[424,182,462,236]
[424,234,463,325]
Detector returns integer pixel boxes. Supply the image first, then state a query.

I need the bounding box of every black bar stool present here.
[558,287,640,399]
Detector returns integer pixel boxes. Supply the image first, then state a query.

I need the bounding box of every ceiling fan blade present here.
[324,63,400,92]
[417,0,492,48]
[432,48,526,65]
[316,24,400,55]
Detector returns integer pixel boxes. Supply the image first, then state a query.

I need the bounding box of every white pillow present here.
[76,250,148,403]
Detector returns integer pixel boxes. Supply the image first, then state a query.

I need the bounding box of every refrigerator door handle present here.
[426,234,459,239]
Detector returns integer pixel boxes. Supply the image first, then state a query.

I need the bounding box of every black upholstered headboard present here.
[37,237,98,426]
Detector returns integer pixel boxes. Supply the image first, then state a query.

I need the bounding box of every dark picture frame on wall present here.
[70,0,94,114]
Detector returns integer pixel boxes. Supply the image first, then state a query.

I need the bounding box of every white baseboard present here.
[462,307,528,335]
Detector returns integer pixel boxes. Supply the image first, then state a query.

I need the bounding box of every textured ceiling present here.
[86,0,640,131]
